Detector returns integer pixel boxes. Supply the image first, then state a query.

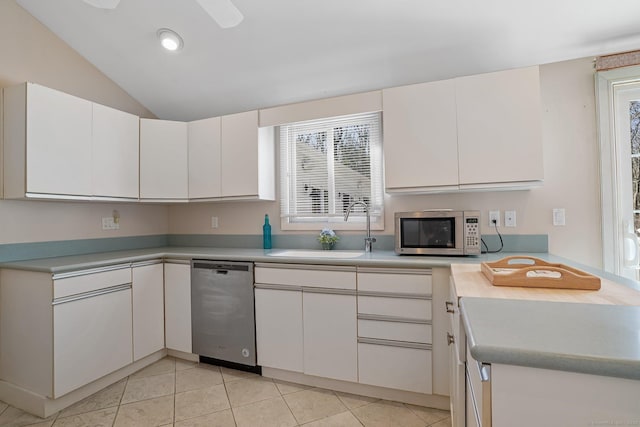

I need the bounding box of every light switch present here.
[553,208,565,226]
[211,216,219,229]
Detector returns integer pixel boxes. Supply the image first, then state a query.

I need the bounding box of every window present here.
[597,66,640,278]
[279,112,384,230]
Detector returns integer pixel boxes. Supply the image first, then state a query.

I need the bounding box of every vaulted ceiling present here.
[16,0,640,121]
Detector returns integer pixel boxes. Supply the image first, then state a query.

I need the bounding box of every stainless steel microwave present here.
[395,210,481,256]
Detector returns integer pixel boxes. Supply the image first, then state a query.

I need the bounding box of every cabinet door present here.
[140,119,188,199]
[383,79,459,191]
[220,110,259,198]
[164,263,192,353]
[254,288,303,372]
[26,83,92,196]
[132,263,165,360]
[188,116,221,199]
[456,66,543,186]
[303,291,357,382]
[92,103,139,198]
[53,286,132,397]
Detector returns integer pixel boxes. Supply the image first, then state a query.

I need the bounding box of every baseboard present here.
[261,367,450,410]
[0,349,166,418]
[167,349,199,362]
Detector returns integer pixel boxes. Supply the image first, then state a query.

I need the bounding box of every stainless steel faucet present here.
[344,201,376,252]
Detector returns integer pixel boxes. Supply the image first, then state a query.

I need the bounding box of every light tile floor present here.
[0,357,452,427]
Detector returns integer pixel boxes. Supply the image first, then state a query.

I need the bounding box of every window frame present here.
[596,65,640,278]
[279,112,384,231]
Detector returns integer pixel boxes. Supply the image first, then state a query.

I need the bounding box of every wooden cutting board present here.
[451,263,640,305]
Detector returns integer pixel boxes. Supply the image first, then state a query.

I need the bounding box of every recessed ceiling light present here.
[157,28,183,52]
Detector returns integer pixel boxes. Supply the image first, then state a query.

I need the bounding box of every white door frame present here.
[596,65,640,277]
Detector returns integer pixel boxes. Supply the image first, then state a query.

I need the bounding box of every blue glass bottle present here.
[263,214,272,249]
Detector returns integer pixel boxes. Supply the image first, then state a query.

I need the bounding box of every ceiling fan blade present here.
[82,0,121,9]
[195,0,244,29]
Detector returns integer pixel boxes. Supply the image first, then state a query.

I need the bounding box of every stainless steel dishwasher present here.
[191,260,257,369]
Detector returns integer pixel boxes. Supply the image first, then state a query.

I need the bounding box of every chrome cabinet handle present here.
[445,301,454,313]
[447,332,455,345]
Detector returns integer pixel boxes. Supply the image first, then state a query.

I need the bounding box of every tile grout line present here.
[111,375,129,427]
[274,380,303,426]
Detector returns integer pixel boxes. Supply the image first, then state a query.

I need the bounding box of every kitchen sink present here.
[268,249,364,259]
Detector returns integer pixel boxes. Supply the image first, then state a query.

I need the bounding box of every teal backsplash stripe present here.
[480,234,548,253]
[0,233,547,263]
[168,233,548,253]
[0,235,169,263]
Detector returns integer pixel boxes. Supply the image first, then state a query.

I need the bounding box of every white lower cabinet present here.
[132,262,165,361]
[53,283,132,397]
[358,341,432,394]
[254,287,304,372]
[303,291,357,382]
[164,261,192,354]
[255,265,437,395]
[356,268,433,394]
[254,264,357,381]
[0,266,134,399]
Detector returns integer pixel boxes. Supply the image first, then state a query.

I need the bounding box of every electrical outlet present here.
[489,210,500,227]
[102,217,119,230]
[211,216,219,229]
[505,210,516,227]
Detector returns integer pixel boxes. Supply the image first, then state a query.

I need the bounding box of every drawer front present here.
[358,270,432,295]
[358,295,432,320]
[255,265,356,290]
[358,319,432,344]
[54,266,132,299]
[358,342,432,394]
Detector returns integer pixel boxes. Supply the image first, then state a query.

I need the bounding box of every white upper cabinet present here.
[4,82,93,198]
[92,103,139,199]
[187,110,275,201]
[456,66,544,188]
[383,79,459,192]
[3,82,141,201]
[382,66,543,194]
[188,116,221,199]
[220,110,275,200]
[140,118,189,200]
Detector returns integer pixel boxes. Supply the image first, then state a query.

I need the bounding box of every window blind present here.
[280,112,384,226]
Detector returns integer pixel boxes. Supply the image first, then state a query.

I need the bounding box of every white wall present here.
[0,1,168,244]
[169,57,603,268]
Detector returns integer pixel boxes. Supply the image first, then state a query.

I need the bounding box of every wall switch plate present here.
[489,210,500,227]
[102,217,119,230]
[553,208,566,226]
[505,210,516,227]
[211,216,219,229]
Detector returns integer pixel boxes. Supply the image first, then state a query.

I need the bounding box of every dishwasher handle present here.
[192,261,251,272]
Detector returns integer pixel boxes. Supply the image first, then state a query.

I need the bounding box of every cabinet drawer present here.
[358,342,432,394]
[358,269,432,295]
[358,318,432,344]
[358,295,431,320]
[255,264,356,290]
[54,266,131,299]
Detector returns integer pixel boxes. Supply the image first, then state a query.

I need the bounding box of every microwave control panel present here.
[464,217,481,253]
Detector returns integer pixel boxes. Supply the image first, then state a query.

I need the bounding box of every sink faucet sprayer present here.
[344,201,376,252]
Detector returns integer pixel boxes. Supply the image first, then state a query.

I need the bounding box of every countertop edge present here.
[461,297,640,381]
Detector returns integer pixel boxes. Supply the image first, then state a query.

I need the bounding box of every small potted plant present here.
[318,228,339,250]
